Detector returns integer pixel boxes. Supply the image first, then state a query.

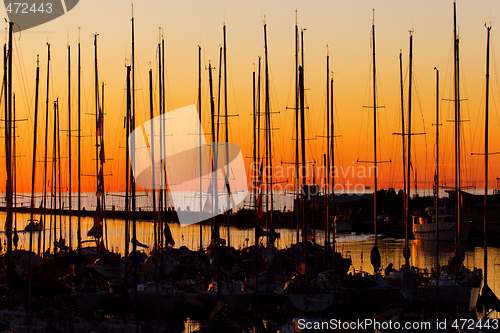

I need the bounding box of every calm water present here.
[2,211,500,328]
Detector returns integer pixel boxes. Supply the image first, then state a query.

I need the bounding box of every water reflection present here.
[3,212,500,322]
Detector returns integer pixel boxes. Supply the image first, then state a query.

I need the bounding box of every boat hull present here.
[413,221,455,241]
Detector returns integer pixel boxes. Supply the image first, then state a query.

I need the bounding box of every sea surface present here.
[1,209,499,330]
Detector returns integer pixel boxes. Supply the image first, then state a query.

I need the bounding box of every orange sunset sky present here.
[2,0,500,198]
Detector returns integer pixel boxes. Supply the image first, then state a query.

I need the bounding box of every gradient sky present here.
[2,0,500,198]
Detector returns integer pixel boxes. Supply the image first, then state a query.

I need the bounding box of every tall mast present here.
[77,30,81,255]
[330,75,336,317]
[434,66,440,319]
[56,98,66,240]
[43,43,50,257]
[368,11,382,275]
[405,32,413,270]
[161,34,166,225]
[325,48,330,250]
[330,76,335,247]
[253,64,257,245]
[300,29,306,244]
[257,56,261,234]
[149,67,156,252]
[400,51,406,232]
[5,22,13,268]
[101,82,107,248]
[372,14,378,248]
[223,24,231,247]
[27,55,40,319]
[157,31,162,249]
[52,101,57,247]
[12,93,16,237]
[453,1,461,250]
[299,64,307,291]
[264,23,273,245]
[208,61,217,242]
[198,45,202,250]
[483,23,491,305]
[295,14,300,244]
[57,99,62,242]
[131,8,139,326]
[94,33,99,203]
[124,64,131,310]
[68,43,72,249]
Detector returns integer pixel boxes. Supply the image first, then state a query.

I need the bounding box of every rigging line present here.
[471,81,486,183]
[491,40,500,131]
[357,62,372,168]
[412,68,429,190]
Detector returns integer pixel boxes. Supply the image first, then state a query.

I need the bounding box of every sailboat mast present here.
[295,13,300,245]
[101,82,107,248]
[300,29,306,236]
[264,23,273,244]
[12,94,16,235]
[162,35,167,225]
[325,49,330,249]
[94,34,99,201]
[68,44,72,249]
[253,65,257,245]
[484,24,491,291]
[78,32,81,255]
[124,64,131,309]
[5,22,13,268]
[331,76,335,244]
[405,32,413,269]
[57,99,62,241]
[331,75,336,318]
[198,45,203,250]
[372,18,378,247]
[52,100,57,247]
[453,1,461,249]
[157,35,162,249]
[29,57,40,242]
[257,56,261,193]
[434,66,440,319]
[131,10,139,325]
[43,43,50,257]
[223,25,231,247]
[400,51,406,231]
[208,62,217,240]
[149,68,156,252]
[299,64,307,290]
[27,55,40,319]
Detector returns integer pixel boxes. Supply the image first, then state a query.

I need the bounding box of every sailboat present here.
[275,23,334,313]
[472,23,500,324]
[197,24,253,315]
[416,2,482,315]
